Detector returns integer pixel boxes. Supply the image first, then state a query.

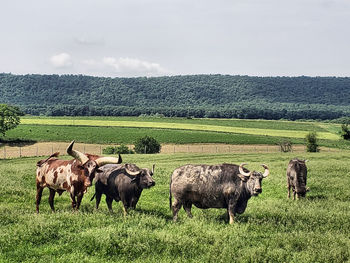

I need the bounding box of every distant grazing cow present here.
[287,158,309,199]
[170,163,269,224]
[35,141,122,212]
[91,163,155,215]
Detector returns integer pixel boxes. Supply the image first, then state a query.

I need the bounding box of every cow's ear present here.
[237,173,248,182]
[96,168,103,173]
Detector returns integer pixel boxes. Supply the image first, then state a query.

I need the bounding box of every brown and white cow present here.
[35,140,122,213]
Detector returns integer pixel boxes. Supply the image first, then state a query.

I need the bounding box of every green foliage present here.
[340,124,350,140]
[102,146,115,154]
[134,136,161,154]
[0,104,22,137]
[1,73,350,120]
[102,144,134,154]
[306,132,320,152]
[1,152,350,262]
[329,117,350,124]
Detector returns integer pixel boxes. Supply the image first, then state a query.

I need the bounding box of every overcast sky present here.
[1,0,350,77]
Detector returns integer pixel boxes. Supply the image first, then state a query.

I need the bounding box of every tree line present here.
[1,73,350,120]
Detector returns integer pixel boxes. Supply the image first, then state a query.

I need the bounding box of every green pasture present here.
[20,117,340,140]
[1,152,350,262]
[5,124,309,146]
[22,116,329,131]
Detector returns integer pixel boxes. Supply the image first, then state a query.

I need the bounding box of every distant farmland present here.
[19,116,340,139]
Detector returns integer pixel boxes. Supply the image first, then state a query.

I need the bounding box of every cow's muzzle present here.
[254,188,262,195]
[147,181,155,188]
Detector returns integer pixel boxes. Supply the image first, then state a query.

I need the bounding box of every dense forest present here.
[0,73,349,120]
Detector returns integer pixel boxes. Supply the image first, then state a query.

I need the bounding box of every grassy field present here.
[5,124,309,145]
[1,152,350,262]
[20,117,339,140]
[3,117,349,150]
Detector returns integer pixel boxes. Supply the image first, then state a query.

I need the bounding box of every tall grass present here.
[1,152,350,262]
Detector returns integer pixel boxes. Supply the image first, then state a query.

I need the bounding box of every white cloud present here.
[50,53,72,68]
[102,57,170,76]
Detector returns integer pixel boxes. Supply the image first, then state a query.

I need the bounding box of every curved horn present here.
[151,164,155,174]
[239,163,251,177]
[125,165,141,176]
[261,164,269,178]
[95,154,122,167]
[67,140,89,165]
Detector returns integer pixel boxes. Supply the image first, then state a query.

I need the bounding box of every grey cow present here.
[91,163,155,215]
[287,158,309,199]
[170,163,269,224]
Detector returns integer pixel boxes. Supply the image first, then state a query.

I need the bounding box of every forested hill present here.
[1,73,350,120]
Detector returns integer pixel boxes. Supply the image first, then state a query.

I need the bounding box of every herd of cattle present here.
[35,141,309,224]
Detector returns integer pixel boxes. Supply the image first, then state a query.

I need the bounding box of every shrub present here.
[102,144,134,155]
[134,136,161,154]
[115,144,134,154]
[306,132,319,152]
[340,124,350,140]
[102,146,115,155]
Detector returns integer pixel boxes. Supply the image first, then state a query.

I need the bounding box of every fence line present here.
[0,142,342,159]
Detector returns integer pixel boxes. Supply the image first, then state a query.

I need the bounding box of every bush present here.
[306,132,319,152]
[134,136,161,154]
[340,124,350,140]
[102,144,134,155]
[102,146,115,155]
[115,144,134,154]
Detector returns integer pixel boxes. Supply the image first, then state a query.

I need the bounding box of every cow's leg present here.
[227,208,235,224]
[95,192,102,209]
[48,188,56,212]
[287,179,291,199]
[171,198,182,222]
[292,189,296,200]
[76,193,84,210]
[228,197,238,224]
[183,202,193,218]
[122,204,128,217]
[130,196,140,210]
[36,184,44,213]
[106,196,113,212]
[70,193,77,209]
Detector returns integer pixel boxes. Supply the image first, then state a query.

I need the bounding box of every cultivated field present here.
[20,116,339,140]
[1,152,350,262]
[3,117,350,150]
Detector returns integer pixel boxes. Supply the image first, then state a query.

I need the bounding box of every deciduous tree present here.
[0,104,22,137]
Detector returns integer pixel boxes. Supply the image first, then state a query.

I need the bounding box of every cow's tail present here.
[36,152,60,167]
[90,193,96,201]
[169,175,173,211]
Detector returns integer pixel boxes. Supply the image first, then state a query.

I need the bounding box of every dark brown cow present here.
[170,163,269,224]
[35,141,122,212]
[287,158,309,199]
[91,163,155,216]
